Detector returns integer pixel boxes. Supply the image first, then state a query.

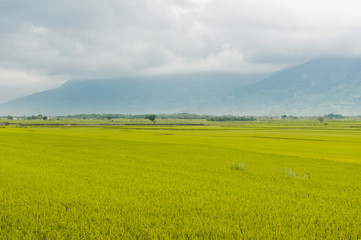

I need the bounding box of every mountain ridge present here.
[2,57,361,116]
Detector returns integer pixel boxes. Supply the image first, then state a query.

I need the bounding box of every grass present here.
[1,119,361,239]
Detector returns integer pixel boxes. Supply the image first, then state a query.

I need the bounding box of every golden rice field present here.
[1,120,361,239]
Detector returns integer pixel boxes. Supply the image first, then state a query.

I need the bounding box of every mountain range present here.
[1,57,361,116]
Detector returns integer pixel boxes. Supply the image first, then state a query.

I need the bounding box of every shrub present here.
[230,162,245,171]
[282,168,296,178]
[281,168,310,180]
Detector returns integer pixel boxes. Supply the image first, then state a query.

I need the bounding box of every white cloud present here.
[0,68,66,103]
[1,0,361,83]
[0,68,64,85]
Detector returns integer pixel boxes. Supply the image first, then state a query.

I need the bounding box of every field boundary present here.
[6,123,207,127]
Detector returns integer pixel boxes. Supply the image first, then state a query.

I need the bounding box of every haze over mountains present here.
[0,72,265,115]
[1,57,361,116]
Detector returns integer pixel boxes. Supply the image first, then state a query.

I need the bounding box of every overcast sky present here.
[1,0,361,102]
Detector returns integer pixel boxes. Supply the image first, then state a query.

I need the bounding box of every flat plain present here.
[1,119,361,239]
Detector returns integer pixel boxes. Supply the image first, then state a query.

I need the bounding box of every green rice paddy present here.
[1,120,361,239]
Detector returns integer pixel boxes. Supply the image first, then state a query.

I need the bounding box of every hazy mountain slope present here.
[276,76,361,115]
[0,72,265,115]
[219,57,361,115]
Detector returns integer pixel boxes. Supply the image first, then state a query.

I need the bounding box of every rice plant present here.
[1,120,361,239]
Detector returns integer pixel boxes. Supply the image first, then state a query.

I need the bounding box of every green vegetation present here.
[1,113,257,122]
[324,113,344,119]
[316,117,325,124]
[229,162,245,171]
[1,119,361,238]
[207,116,255,121]
[144,114,156,123]
[25,113,212,120]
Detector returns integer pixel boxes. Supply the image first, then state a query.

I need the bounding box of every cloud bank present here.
[1,0,361,92]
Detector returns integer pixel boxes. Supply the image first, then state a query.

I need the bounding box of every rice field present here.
[1,120,361,239]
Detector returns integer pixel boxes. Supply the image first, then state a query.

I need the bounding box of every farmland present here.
[1,119,361,239]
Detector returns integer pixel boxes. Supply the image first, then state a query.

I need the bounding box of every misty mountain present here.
[0,72,265,115]
[2,57,361,116]
[217,57,361,115]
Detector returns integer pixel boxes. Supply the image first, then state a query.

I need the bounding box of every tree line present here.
[207,116,256,121]
[3,113,257,122]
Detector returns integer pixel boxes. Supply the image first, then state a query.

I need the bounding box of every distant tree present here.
[145,114,156,123]
[43,116,48,120]
[7,115,13,120]
[324,113,344,119]
[317,117,324,124]
[281,115,287,119]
